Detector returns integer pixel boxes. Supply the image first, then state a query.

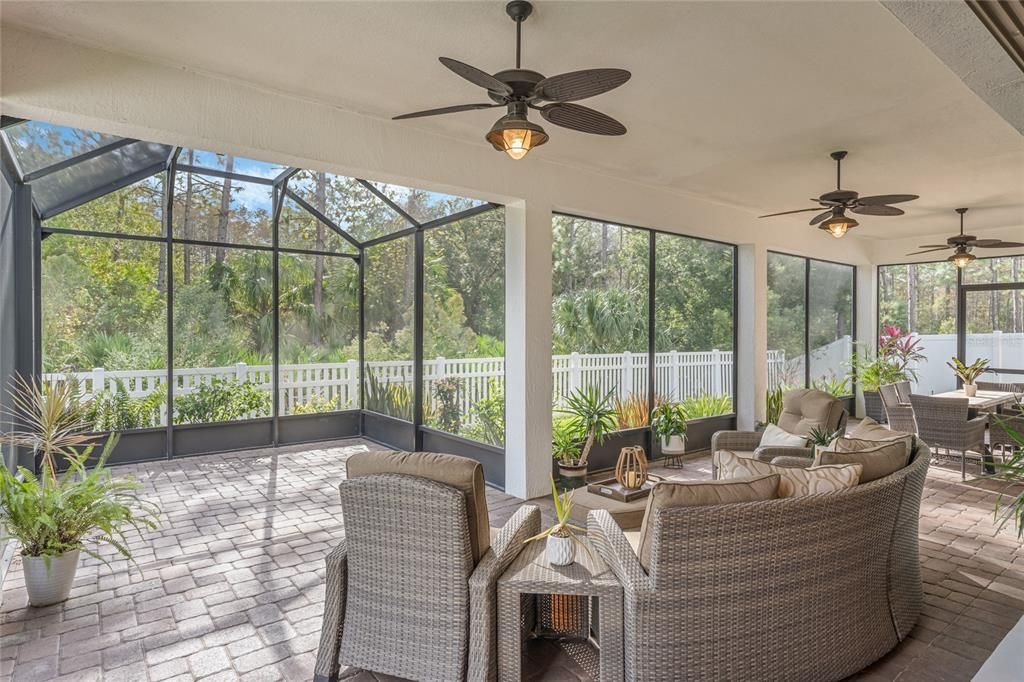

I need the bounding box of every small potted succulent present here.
[0,376,159,606]
[807,426,842,459]
[525,476,587,566]
[947,357,989,397]
[553,387,616,479]
[651,402,687,456]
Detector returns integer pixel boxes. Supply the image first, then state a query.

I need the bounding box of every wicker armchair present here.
[712,388,847,476]
[991,411,1024,462]
[588,445,929,681]
[314,453,540,682]
[909,395,987,480]
[879,383,917,434]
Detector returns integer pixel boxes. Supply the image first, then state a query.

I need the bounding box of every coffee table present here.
[497,536,623,681]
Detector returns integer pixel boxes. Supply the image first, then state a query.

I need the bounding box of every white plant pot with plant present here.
[0,376,160,607]
[651,402,688,456]
[526,476,588,567]
[552,388,617,479]
[947,356,989,399]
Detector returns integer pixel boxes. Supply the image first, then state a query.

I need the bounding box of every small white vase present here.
[546,533,576,566]
[661,434,686,455]
[23,549,80,607]
[965,383,978,397]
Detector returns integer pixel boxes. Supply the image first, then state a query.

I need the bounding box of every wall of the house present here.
[0,23,883,498]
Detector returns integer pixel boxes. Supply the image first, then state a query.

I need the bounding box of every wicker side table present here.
[497,536,623,681]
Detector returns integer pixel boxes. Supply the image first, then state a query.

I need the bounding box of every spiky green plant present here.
[2,375,94,480]
[681,393,732,418]
[557,387,617,466]
[807,426,842,448]
[765,385,785,426]
[525,476,587,542]
[551,417,584,465]
[947,357,989,386]
[991,409,1024,540]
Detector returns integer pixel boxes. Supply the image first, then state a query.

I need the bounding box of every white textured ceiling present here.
[2,0,1022,240]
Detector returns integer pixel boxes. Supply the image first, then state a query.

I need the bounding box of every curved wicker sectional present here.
[588,443,930,682]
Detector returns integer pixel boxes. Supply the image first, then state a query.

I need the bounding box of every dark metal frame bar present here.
[282,188,362,249]
[39,160,168,220]
[357,179,419,227]
[174,164,275,186]
[22,138,138,183]
[956,281,1024,377]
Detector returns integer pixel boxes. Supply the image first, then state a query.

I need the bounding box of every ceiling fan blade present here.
[809,210,833,225]
[916,244,950,249]
[906,247,950,255]
[439,57,513,95]
[971,240,1024,248]
[537,103,626,135]
[533,68,631,102]
[758,207,823,218]
[393,103,502,120]
[858,194,919,206]
[851,204,904,216]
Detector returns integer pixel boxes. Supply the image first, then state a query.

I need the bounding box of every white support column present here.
[504,200,553,500]
[854,264,876,418]
[736,244,768,430]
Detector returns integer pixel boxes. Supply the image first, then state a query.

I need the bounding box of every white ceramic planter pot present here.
[661,434,686,455]
[965,383,978,397]
[23,549,80,607]
[546,533,576,566]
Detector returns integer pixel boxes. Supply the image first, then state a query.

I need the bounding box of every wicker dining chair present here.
[894,380,913,404]
[909,394,987,480]
[314,451,540,682]
[879,383,917,434]
[990,411,1024,463]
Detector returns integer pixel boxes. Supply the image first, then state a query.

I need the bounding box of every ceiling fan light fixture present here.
[486,111,548,160]
[820,213,858,238]
[949,247,975,269]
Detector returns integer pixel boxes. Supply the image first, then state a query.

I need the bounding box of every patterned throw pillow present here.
[715,449,862,497]
[848,417,914,452]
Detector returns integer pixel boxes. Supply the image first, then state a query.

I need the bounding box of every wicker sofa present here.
[588,442,930,681]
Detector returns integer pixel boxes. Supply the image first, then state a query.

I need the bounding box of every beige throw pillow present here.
[715,450,862,497]
[848,416,914,452]
[816,439,909,483]
[636,475,781,569]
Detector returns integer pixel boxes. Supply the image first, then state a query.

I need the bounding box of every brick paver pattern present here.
[1,439,1021,681]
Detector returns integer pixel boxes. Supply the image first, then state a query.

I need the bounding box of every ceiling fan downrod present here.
[507,1,533,70]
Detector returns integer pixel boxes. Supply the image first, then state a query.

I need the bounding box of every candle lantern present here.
[615,446,649,490]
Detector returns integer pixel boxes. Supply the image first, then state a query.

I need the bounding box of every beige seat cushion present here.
[346,451,490,564]
[636,475,781,569]
[715,450,862,497]
[847,417,914,452]
[570,488,648,531]
[777,388,844,437]
[816,439,909,483]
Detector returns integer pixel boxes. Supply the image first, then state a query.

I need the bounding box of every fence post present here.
[993,330,1003,369]
[711,349,722,396]
[91,367,105,395]
[569,352,581,395]
[622,351,633,397]
[668,351,679,400]
[347,359,359,408]
[235,362,247,381]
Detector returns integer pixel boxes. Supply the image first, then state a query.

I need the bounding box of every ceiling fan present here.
[393,1,630,160]
[906,208,1024,268]
[758,151,919,238]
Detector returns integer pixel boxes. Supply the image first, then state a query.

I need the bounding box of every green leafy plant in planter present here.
[554,387,616,478]
[524,476,588,566]
[174,377,270,424]
[0,375,159,606]
[681,393,732,418]
[762,385,786,429]
[947,357,989,397]
[991,408,1024,540]
[812,375,851,399]
[651,402,688,456]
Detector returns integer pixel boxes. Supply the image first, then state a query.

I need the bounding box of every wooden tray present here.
[586,477,656,503]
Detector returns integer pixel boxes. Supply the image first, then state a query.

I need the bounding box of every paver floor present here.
[1,438,1021,681]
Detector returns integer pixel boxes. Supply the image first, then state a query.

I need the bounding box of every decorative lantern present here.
[615,446,649,490]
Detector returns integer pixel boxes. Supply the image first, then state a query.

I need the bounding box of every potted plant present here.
[757,385,786,431]
[853,326,925,421]
[553,387,616,479]
[807,426,842,459]
[651,402,687,455]
[0,376,159,606]
[947,357,989,397]
[552,417,585,479]
[525,476,587,566]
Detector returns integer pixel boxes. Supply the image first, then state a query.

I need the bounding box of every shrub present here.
[681,393,732,418]
[464,381,504,446]
[174,377,270,424]
[85,380,165,432]
[432,377,462,434]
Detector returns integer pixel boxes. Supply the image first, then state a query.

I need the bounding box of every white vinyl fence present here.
[46,349,760,424]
